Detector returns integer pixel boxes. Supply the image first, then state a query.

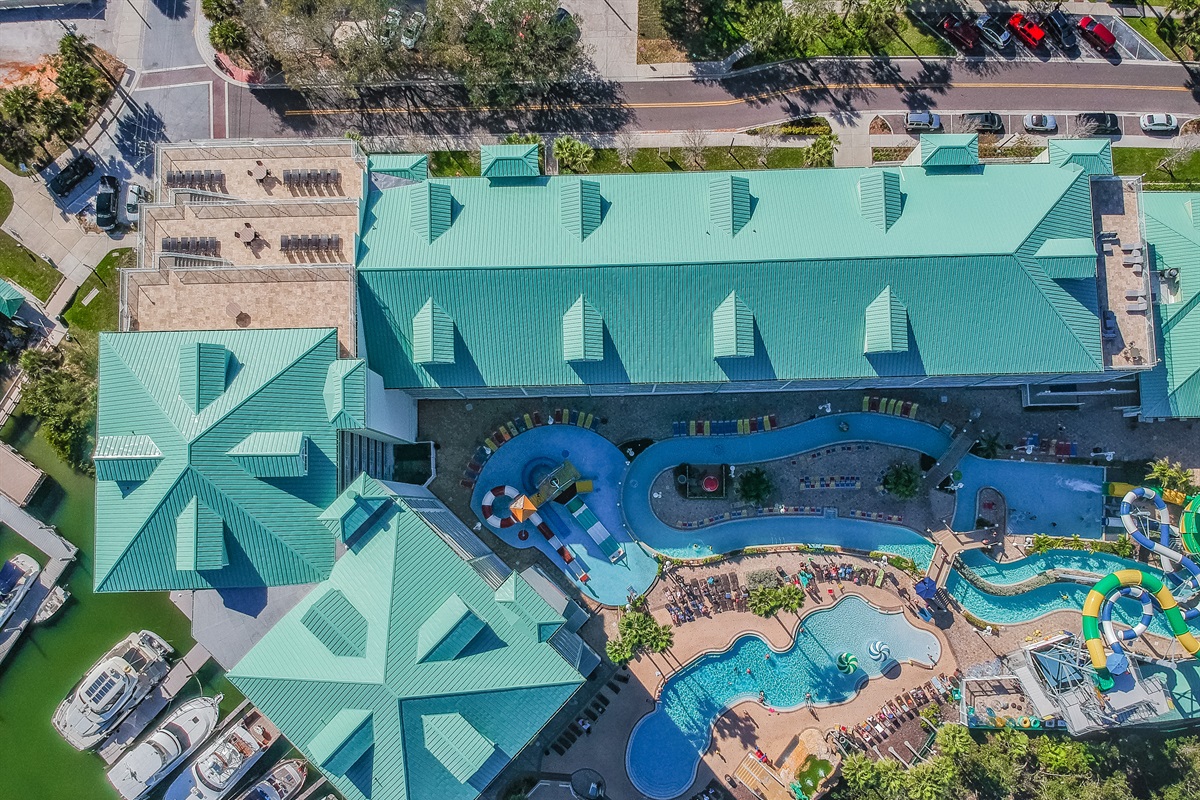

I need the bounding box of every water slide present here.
[1081,487,1200,690]
[529,510,589,583]
[563,495,625,562]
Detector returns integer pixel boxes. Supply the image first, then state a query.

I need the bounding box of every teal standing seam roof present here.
[1046,138,1113,177]
[712,291,754,358]
[413,299,455,364]
[417,594,487,662]
[302,589,369,657]
[915,133,979,167]
[481,144,540,179]
[357,163,1104,390]
[94,328,358,591]
[857,171,902,232]
[175,496,228,571]
[370,154,429,182]
[1034,238,1097,279]
[410,182,453,243]
[323,359,367,429]
[94,435,163,482]
[709,174,752,235]
[229,476,584,800]
[562,295,603,362]
[1140,192,1200,418]
[228,431,308,478]
[559,179,602,240]
[864,286,908,354]
[0,279,24,318]
[178,342,229,413]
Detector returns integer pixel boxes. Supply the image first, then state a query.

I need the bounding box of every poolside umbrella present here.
[1106,652,1131,676]
[511,495,538,523]
[836,653,859,674]
[868,641,891,661]
[915,577,938,602]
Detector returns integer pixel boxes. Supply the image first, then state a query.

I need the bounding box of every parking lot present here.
[877,110,1193,143]
[914,9,1166,65]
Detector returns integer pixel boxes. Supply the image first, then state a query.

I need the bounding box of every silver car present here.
[1023,114,1057,133]
[1139,113,1178,133]
[904,111,941,132]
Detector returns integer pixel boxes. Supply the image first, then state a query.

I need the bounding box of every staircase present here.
[922,421,981,490]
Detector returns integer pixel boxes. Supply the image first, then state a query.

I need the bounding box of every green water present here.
[0,411,242,799]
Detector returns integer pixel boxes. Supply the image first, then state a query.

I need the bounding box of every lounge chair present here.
[1127,299,1148,313]
[863,395,871,411]
[869,397,881,412]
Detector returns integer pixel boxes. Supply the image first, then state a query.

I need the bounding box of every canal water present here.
[0,412,243,799]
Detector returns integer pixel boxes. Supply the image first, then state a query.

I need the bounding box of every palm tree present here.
[647,623,674,653]
[748,586,780,617]
[1146,458,1198,495]
[803,131,840,167]
[973,432,1002,459]
[776,582,804,613]
[737,467,775,505]
[38,95,82,139]
[935,723,973,760]
[552,135,594,173]
[605,636,633,665]
[882,462,921,499]
[2,86,42,126]
[840,753,883,800]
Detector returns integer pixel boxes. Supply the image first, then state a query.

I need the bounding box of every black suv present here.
[960,112,1004,133]
[1075,112,1121,135]
[1040,9,1077,49]
[95,175,119,231]
[47,154,95,197]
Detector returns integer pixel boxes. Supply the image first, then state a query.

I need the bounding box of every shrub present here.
[201,0,239,21]
[1146,457,1199,496]
[19,347,96,472]
[882,462,921,500]
[504,132,543,145]
[209,19,249,54]
[746,568,780,592]
[920,703,942,725]
[737,467,774,505]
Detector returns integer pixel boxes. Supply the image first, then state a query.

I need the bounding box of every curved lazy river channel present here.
[625,595,941,799]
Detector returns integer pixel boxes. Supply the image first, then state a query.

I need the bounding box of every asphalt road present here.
[225,58,1200,139]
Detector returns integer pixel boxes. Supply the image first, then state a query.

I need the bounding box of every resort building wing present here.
[228,475,587,800]
[356,149,1119,397]
[93,327,366,591]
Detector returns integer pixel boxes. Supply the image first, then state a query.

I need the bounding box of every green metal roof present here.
[413,298,455,364]
[0,279,24,318]
[318,472,395,543]
[481,144,540,179]
[370,154,429,182]
[178,342,229,413]
[94,328,362,591]
[94,435,163,482]
[713,290,754,358]
[857,171,902,232]
[1045,138,1113,177]
[302,589,369,657]
[708,174,752,235]
[358,162,1104,390]
[559,178,602,240]
[562,295,603,362]
[912,133,979,168]
[410,182,453,243]
[864,285,908,354]
[229,476,583,800]
[1141,192,1200,418]
[228,431,308,477]
[323,359,367,429]
[1034,238,1097,279]
[175,496,228,571]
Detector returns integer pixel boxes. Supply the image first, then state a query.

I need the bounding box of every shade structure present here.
[702,475,719,492]
[1106,651,1130,676]
[868,641,891,661]
[915,577,938,601]
[511,495,539,523]
[836,652,858,674]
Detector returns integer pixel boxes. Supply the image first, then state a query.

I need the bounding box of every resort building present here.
[228,474,594,800]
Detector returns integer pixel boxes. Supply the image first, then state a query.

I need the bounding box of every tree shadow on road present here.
[149,0,189,21]
[112,100,168,176]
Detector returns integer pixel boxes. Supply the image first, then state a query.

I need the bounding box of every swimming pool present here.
[952,455,1105,536]
[625,595,940,799]
[470,425,659,606]
[622,413,952,559]
[956,548,1145,585]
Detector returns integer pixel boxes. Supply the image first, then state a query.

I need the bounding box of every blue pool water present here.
[625,596,940,799]
[622,413,952,558]
[956,548,1145,585]
[470,425,659,606]
[952,455,1105,536]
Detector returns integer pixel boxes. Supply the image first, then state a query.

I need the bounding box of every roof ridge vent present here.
[409,181,453,242]
[857,171,903,232]
[864,285,909,354]
[708,175,752,236]
[559,178,602,240]
[562,295,603,362]
[413,299,455,364]
[713,290,754,358]
[178,341,229,413]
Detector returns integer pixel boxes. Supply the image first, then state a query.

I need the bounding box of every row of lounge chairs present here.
[662,570,745,621]
[798,475,860,490]
[282,168,340,189]
[844,672,962,752]
[805,444,872,460]
[672,415,776,436]
[677,506,824,530]
[165,170,224,190]
[161,236,219,255]
[279,234,342,253]
[848,509,903,523]
[1014,433,1078,458]
[546,681,624,757]
[863,396,919,418]
[462,409,603,488]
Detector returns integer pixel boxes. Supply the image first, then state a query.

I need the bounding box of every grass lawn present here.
[1113,147,1200,188]
[805,13,954,58]
[0,181,62,302]
[63,248,130,366]
[582,146,822,173]
[429,151,480,177]
[1124,17,1190,60]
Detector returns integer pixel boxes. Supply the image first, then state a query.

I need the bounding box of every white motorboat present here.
[52,630,174,750]
[235,759,307,800]
[0,553,40,629]
[33,585,70,624]
[108,695,223,800]
[163,708,277,800]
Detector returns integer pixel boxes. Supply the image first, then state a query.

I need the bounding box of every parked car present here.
[960,112,1004,133]
[95,175,119,231]
[126,183,148,216]
[975,14,1011,49]
[1075,112,1121,135]
[1040,9,1077,49]
[904,111,941,131]
[1007,12,1045,49]
[399,10,426,49]
[47,153,95,198]
[1023,114,1058,132]
[940,12,979,50]
[1140,113,1179,133]
[1078,15,1116,54]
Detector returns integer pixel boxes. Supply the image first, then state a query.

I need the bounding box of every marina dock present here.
[0,493,78,671]
[98,643,213,764]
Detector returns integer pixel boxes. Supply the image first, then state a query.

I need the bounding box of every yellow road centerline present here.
[283,79,1192,116]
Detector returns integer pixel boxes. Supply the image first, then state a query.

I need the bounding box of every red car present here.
[940,13,979,50]
[1078,15,1116,54]
[1007,12,1045,49]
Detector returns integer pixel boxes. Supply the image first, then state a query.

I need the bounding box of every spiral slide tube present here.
[1081,488,1200,691]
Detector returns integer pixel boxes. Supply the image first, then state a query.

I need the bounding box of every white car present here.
[1023,114,1057,133]
[1139,113,1178,133]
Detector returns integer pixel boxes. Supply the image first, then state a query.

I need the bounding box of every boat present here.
[0,553,40,629]
[164,708,277,800]
[33,585,70,624]
[234,759,307,800]
[52,630,174,750]
[108,695,223,800]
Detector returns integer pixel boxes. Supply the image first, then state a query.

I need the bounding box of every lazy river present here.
[625,595,941,799]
